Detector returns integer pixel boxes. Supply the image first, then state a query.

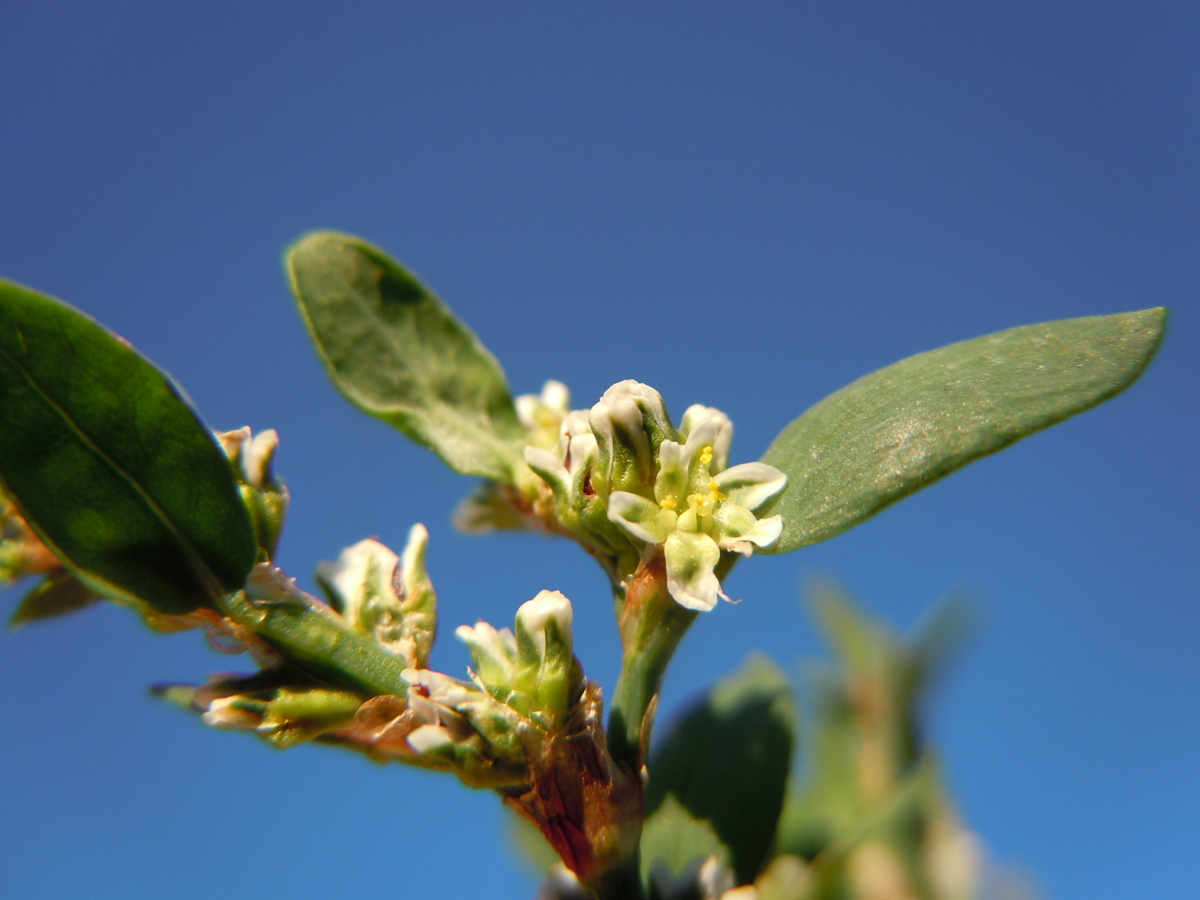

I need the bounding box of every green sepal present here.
[10,571,100,626]
[645,653,797,885]
[241,483,289,560]
[0,279,258,614]
[286,232,524,480]
[763,308,1167,552]
[261,688,365,748]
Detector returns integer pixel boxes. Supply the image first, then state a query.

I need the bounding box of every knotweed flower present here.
[520,382,787,609]
[605,405,786,611]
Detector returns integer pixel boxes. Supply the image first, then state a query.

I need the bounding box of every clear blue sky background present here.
[1,3,1196,898]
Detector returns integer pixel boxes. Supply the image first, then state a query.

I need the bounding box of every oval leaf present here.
[645,653,797,885]
[762,308,1166,552]
[286,232,523,480]
[0,280,258,614]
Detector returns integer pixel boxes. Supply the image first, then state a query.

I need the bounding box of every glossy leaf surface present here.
[645,653,797,885]
[0,280,257,614]
[287,232,523,480]
[763,308,1166,551]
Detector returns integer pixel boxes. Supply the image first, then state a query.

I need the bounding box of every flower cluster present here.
[182,521,595,793]
[400,589,586,787]
[464,380,788,611]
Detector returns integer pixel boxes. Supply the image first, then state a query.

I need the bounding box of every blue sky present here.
[1,3,1197,898]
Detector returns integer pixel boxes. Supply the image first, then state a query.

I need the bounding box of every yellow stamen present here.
[699,447,713,466]
[708,478,727,502]
[659,495,677,511]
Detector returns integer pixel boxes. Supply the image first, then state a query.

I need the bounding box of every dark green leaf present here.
[762,308,1166,551]
[0,280,258,614]
[646,653,797,885]
[10,571,100,626]
[287,232,524,480]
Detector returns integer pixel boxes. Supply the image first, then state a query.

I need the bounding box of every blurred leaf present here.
[507,810,562,876]
[0,280,258,614]
[646,653,797,885]
[763,308,1166,552]
[10,571,100,625]
[753,855,814,900]
[775,582,976,900]
[287,232,524,480]
[640,794,730,885]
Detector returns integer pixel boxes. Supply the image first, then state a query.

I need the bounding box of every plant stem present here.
[607,553,698,768]
[586,851,645,900]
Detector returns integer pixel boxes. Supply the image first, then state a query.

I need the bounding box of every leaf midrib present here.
[0,340,227,604]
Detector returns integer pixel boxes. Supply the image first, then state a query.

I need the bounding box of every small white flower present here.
[216,426,279,489]
[516,380,572,451]
[606,408,786,611]
[456,619,519,691]
[515,589,574,660]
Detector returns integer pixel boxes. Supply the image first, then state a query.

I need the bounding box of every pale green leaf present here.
[763,308,1166,552]
[287,232,523,480]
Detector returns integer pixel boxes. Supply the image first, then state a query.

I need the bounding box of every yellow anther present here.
[699,447,713,466]
[708,478,727,501]
[659,495,677,511]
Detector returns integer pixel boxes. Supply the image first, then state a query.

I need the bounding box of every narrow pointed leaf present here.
[0,280,257,614]
[221,568,409,697]
[646,653,797,885]
[763,308,1166,552]
[11,571,100,626]
[287,232,524,480]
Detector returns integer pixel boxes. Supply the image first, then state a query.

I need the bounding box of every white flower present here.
[606,408,786,611]
[456,619,518,691]
[516,380,572,451]
[216,426,279,489]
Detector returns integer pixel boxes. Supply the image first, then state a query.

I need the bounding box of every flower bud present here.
[402,666,531,787]
[315,525,437,668]
[218,427,289,558]
[517,380,573,451]
[456,620,519,697]
[201,687,364,749]
[514,590,579,722]
[588,381,675,498]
